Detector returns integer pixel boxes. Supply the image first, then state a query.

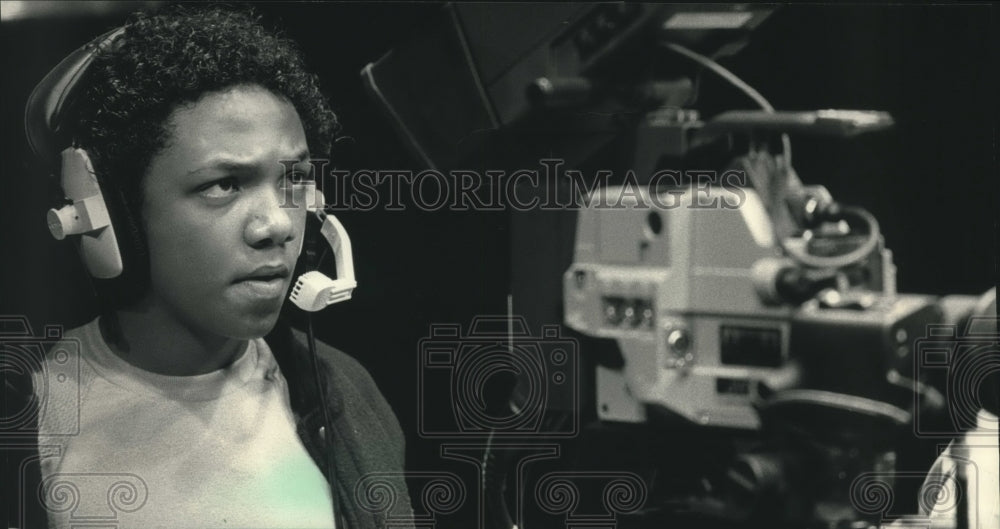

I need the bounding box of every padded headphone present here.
[26,27,356,311]
[26,27,153,312]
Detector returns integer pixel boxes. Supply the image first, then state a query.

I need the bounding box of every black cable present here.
[481,430,516,529]
[660,41,792,166]
[780,205,881,269]
[316,244,331,272]
[661,41,882,270]
[307,314,344,528]
[953,438,969,529]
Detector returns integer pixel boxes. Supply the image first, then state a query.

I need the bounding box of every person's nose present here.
[244,185,296,250]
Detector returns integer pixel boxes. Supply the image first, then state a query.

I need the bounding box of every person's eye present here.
[198,177,241,199]
[283,169,315,187]
[279,170,315,194]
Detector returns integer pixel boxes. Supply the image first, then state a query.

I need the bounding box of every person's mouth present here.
[233,264,291,299]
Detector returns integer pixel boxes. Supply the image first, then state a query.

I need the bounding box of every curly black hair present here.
[74,5,340,206]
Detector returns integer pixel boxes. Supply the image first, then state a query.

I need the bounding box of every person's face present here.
[140,84,311,340]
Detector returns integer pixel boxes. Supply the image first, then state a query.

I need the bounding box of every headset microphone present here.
[289,185,357,311]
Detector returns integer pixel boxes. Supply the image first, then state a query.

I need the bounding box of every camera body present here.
[564,184,794,428]
[563,183,942,431]
[559,178,967,526]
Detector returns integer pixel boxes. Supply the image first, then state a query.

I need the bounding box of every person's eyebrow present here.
[186,149,311,176]
[287,149,311,163]
[284,149,312,166]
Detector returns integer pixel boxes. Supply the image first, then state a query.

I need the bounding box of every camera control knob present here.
[667,328,690,355]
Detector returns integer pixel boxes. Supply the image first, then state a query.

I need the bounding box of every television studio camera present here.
[363,4,997,528]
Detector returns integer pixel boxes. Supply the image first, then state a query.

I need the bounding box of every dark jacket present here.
[1,323,414,529]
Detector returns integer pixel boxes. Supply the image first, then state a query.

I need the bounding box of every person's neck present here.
[102,304,247,376]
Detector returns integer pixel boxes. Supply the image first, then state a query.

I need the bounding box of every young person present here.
[4,6,413,528]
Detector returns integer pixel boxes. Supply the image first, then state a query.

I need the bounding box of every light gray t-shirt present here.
[34,317,336,529]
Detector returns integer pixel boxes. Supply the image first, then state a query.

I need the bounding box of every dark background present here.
[1,2,997,523]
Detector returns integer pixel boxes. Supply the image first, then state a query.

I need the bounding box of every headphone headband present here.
[25,27,124,165]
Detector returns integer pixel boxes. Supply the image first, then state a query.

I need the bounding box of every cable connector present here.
[290,271,357,312]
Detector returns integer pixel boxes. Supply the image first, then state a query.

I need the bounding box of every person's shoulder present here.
[290,330,366,374]
[288,329,388,402]
[286,330,406,446]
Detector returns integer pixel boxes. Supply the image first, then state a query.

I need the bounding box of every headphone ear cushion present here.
[54,148,124,278]
[26,27,152,307]
[92,169,151,308]
[54,147,150,307]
